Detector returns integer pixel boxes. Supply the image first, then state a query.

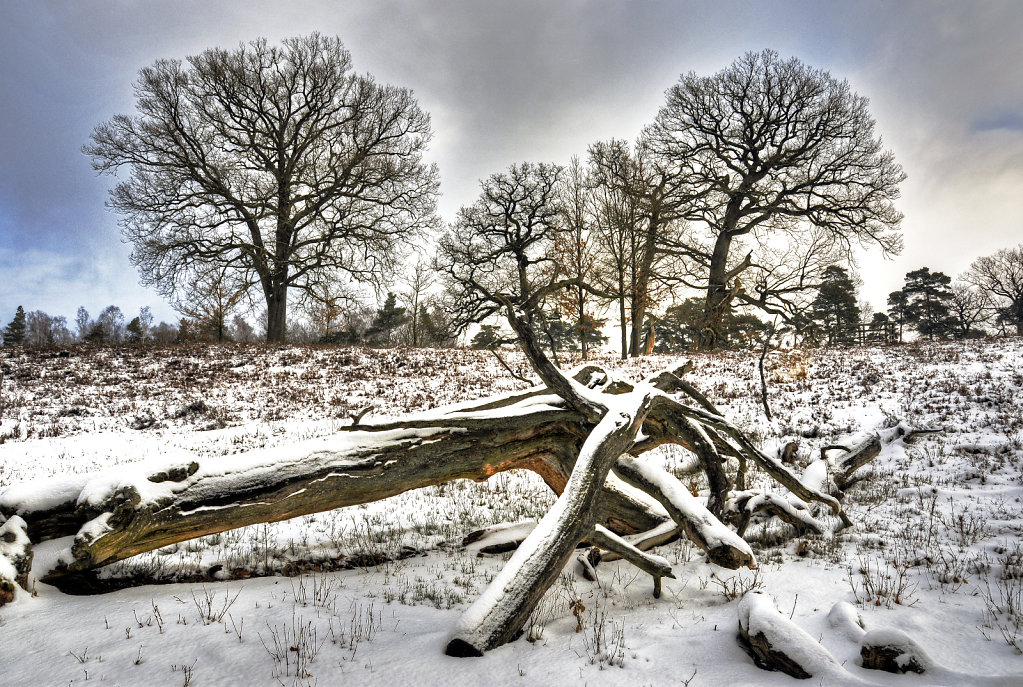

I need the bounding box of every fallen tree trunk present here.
[737,592,844,680]
[827,423,944,492]
[0,391,666,584]
[829,434,882,491]
[0,345,853,655]
[2,362,786,585]
[445,389,655,656]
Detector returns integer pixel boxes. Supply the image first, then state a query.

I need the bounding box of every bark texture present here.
[0,358,853,664]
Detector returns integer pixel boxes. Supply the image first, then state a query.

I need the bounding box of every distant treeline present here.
[3,245,1021,352]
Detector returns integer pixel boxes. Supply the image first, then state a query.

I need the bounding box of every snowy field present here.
[1,340,1022,686]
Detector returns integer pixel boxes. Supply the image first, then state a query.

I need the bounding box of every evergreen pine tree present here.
[470,325,504,349]
[365,293,409,346]
[886,290,910,343]
[810,266,859,345]
[2,306,27,346]
[126,317,145,343]
[84,321,107,344]
[903,267,954,340]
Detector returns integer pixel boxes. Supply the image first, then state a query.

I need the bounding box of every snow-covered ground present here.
[1,340,1021,686]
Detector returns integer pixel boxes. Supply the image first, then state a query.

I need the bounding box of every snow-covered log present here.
[828,423,943,492]
[737,592,844,679]
[598,520,682,562]
[588,525,675,594]
[0,344,858,665]
[444,389,655,657]
[729,491,825,538]
[829,434,882,491]
[859,628,929,674]
[612,455,755,569]
[0,515,32,604]
[2,357,820,586]
[0,392,666,586]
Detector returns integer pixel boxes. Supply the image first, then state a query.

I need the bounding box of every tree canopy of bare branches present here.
[645,50,905,347]
[588,140,692,357]
[437,162,567,332]
[963,244,1023,335]
[84,34,439,342]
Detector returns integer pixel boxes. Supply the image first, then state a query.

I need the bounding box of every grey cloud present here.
[0,0,1020,320]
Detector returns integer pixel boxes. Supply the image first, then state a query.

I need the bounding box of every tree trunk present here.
[702,232,734,349]
[1,400,668,584]
[629,299,644,357]
[628,218,659,358]
[619,293,628,360]
[445,390,655,656]
[265,281,288,342]
[577,286,588,361]
[758,337,773,421]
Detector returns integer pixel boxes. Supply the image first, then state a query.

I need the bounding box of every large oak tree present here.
[646,50,904,348]
[85,34,439,342]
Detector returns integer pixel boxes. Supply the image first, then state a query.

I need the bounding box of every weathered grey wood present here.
[16,408,668,582]
[1,346,854,657]
[731,492,824,538]
[832,434,882,490]
[589,525,674,597]
[669,399,847,520]
[860,629,928,674]
[444,390,654,657]
[612,454,754,570]
[831,424,943,493]
[738,593,843,680]
[599,521,682,563]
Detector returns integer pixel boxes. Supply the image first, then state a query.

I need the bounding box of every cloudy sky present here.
[1,0,1021,326]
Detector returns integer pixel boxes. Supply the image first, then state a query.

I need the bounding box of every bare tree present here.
[949,283,991,338]
[401,259,436,347]
[97,306,126,344]
[174,265,248,342]
[963,244,1023,335]
[84,34,439,342]
[437,162,566,334]
[646,50,904,347]
[554,157,601,360]
[230,315,258,342]
[137,306,154,341]
[589,143,640,358]
[589,140,691,357]
[24,311,73,346]
[150,321,179,344]
[74,307,90,341]
[301,280,362,342]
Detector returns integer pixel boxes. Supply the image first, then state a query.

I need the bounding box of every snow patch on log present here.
[0,475,94,518]
[737,592,845,680]
[730,491,825,536]
[799,458,831,494]
[463,520,537,554]
[446,391,653,656]
[0,514,32,605]
[827,600,866,642]
[614,455,754,568]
